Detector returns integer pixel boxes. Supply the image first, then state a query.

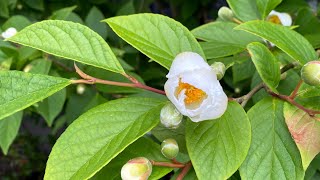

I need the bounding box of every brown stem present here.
[73,63,166,95]
[267,89,320,116]
[150,160,185,168]
[235,83,264,107]
[289,80,303,99]
[280,62,299,74]
[176,161,192,180]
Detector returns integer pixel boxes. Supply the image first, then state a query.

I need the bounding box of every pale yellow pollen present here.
[267,15,282,25]
[176,79,207,105]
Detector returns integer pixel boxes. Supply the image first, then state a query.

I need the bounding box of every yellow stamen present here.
[267,15,282,25]
[176,79,207,105]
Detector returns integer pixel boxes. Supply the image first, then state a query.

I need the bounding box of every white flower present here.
[164,52,228,122]
[1,27,17,39]
[266,10,292,26]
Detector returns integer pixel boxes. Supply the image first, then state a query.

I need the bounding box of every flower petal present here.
[166,52,210,78]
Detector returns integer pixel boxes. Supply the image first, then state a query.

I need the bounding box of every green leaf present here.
[186,101,251,179]
[26,58,52,74]
[296,83,320,98]
[37,86,66,127]
[0,71,71,121]
[226,0,260,21]
[7,20,124,74]
[235,20,317,64]
[2,15,32,31]
[44,97,166,180]
[240,98,304,179]
[232,58,256,83]
[192,22,261,58]
[284,103,320,170]
[24,0,44,11]
[92,137,172,180]
[85,6,107,39]
[0,0,9,18]
[152,119,188,153]
[199,41,244,59]
[50,5,77,20]
[247,42,280,92]
[0,111,23,155]
[105,13,204,69]
[256,0,282,19]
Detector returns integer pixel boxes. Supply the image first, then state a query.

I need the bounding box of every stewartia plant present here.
[2,0,320,179]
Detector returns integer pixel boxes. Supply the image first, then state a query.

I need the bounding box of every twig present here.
[176,161,192,180]
[289,80,303,99]
[72,63,166,95]
[266,88,320,116]
[232,18,243,24]
[234,83,265,107]
[150,160,185,168]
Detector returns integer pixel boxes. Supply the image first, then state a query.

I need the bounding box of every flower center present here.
[176,80,207,107]
[267,15,282,25]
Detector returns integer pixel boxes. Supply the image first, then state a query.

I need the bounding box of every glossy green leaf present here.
[256,0,282,19]
[92,137,172,180]
[235,20,317,64]
[105,13,204,69]
[27,58,52,74]
[85,6,107,39]
[0,71,71,121]
[247,42,280,92]
[226,0,260,21]
[192,22,261,58]
[0,111,23,155]
[44,98,166,180]
[7,20,124,74]
[186,101,251,179]
[240,98,304,179]
[284,103,320,170]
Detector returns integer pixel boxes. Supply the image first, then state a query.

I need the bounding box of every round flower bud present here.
[218,6,234,21]
[210,62,226,80]
[1,27,17,39]
[301,61,320,86]
[121,157,152,180]
[160,103,183,129]
[23,64,33,72]
[76,84,86,95]
[161,138,179,159]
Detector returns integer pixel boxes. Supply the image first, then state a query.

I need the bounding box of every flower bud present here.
[301,61,320,86]
[23,64,33,72]
[1,27,17,39]
[210,62,226,80]
[218,6,234,21]
[161,138,179,159]
[76,84,86,95]
[160,103,183,129]
[121,157,152,180]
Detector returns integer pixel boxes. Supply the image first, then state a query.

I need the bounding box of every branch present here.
[289,80,303,99]
[176,161,192,180]
[150,160,185,168]
[72,63,166,95]
[234,83,264,107]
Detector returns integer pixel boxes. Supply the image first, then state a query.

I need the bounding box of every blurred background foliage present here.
[0,0,320,179]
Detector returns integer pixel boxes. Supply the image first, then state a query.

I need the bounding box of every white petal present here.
[267,10,292,26]
[277,13,292,26]
[189,86,228,122]
[1,27,17,39]
[164,77,188,115]
[166,52,210,78]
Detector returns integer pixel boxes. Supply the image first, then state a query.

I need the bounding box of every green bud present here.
[160,103,183,129]
[301,61,320,86]
[161,138,179,159]
[23,64,33,73]
[121,157,152,180]
[210,62,226,80]
[218,6,234,21]
[76,84,86,95]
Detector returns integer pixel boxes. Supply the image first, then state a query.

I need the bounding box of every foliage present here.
[1,0,320,179]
